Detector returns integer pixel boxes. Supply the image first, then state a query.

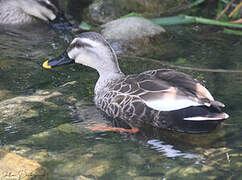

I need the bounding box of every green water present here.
[0,23,242,179]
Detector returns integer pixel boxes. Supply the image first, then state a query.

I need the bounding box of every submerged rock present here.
[125,152,146,166]
[75,175,94,180]
[84,162,110,177]
[0,90,61,123]
[0,149,46,180]
[101,17,165,41]
[82,0,188,24]
[99,17,172,57]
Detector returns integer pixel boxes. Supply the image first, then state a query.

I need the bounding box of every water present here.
[0,16,242,180]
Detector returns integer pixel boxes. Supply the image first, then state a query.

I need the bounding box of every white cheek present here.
[68,47,99,67]
[75,54,93,67]
[69,49,96,69]
[67,47,79,60]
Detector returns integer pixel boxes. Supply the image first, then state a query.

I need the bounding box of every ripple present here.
[147,139,199,159]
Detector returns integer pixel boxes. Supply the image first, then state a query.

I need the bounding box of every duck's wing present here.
[134,69,225,112]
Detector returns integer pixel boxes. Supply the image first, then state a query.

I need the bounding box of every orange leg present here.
[87,123,139,133]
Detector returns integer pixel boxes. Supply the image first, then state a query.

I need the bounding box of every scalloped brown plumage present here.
[43,32,229,133]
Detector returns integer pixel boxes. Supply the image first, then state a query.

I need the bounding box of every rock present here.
[0,90,61,123]
[179,167,200,177]
[84,162,110,177]
[75,175,94,180]
[99,17,173,57]
[0,89,12,101]
[101,17,165,41]
[134,176,161,180]
[125,152,146,166]
[0,149,46,180]
[83,0,122,24]
[82,0,188,24]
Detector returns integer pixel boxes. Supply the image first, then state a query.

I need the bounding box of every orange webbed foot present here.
[87,123,139,133]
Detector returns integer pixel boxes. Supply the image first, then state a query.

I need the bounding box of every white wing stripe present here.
[184,117,223,121]
[144,99,201,111]
[184,113,229,121]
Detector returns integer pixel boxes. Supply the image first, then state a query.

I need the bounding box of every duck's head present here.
[43,32,122,74]
[16,0,72,30]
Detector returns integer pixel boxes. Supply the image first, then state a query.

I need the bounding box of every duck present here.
[0,0,71,30]
[42,32,229,133]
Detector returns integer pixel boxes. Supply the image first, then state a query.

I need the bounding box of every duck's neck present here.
[83,38,125,95]
[95,67,125,95]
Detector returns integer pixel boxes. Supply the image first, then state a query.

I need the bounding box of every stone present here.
[0,90,62,123]
[75,175,94,180]
[101,17,165,41]
[179,167,200,177]
[125,152,146,166]
[84,161,110,178]
[134,176,161,180]
[82,0,188,24]
[99,17,172,57]
[0,149,46,180]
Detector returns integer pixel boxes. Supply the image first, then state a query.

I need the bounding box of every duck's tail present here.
[183,112,229,121]
[181,105,229,121]
[183,99,229,121]
[167,105,229,133]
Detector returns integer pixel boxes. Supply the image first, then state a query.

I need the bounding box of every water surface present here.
[0,19,242,180]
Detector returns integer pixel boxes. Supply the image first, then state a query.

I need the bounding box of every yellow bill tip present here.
[42,60,52,69]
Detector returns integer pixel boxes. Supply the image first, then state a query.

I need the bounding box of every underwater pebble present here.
[75,175,94,180]
[0,149,46,179]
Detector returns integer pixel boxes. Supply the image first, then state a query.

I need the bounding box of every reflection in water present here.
[147,139,198,159]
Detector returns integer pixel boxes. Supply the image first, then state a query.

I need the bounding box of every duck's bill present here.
[50,12,73,31]
[43,52,74,69]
